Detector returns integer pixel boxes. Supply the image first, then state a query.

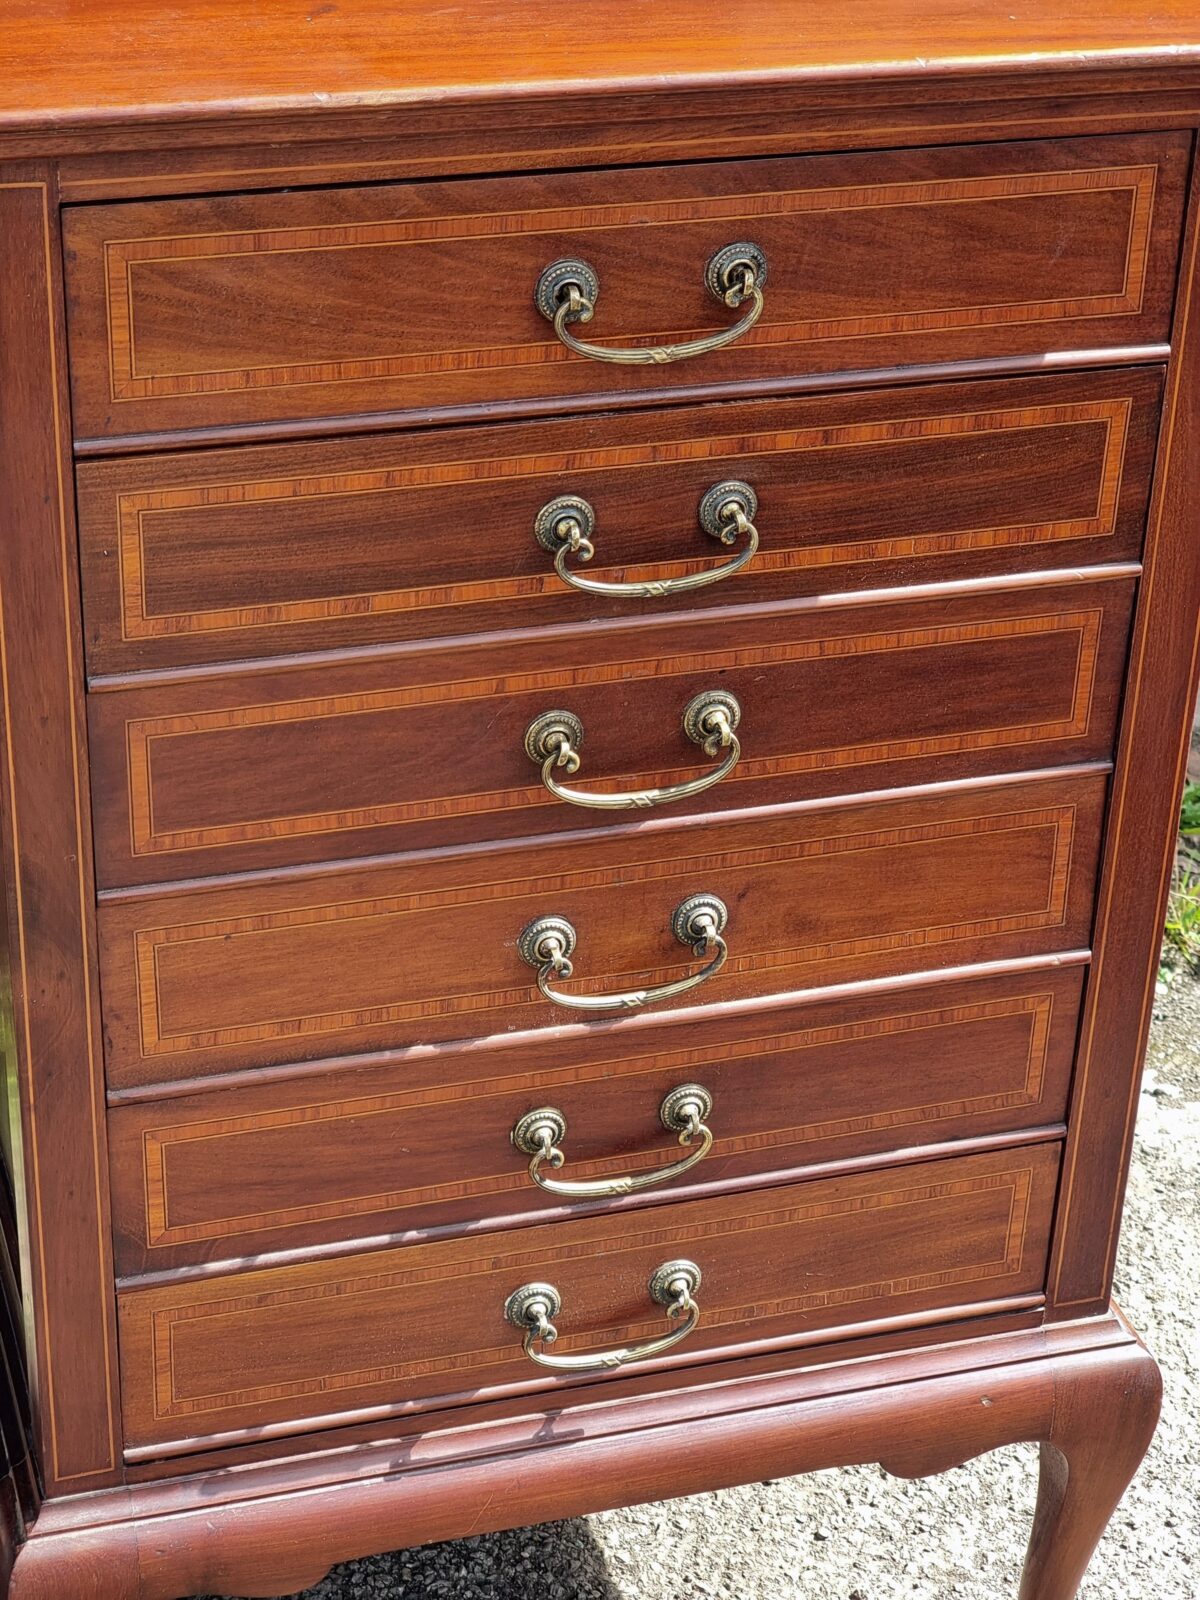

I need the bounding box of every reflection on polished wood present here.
[86,578,1133,883]
[97,770,1107,1085]
[75,371,1160,671]
[3,8,1199,1597]
[107,962,1083,1273]
[114,1144,1060,1453]
[63,136,1189,439]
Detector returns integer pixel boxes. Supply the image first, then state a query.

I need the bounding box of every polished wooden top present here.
[3,0,1200,134]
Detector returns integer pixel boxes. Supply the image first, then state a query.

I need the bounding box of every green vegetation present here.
[1164,781,1200,972]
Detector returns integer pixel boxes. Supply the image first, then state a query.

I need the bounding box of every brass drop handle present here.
[519,894,728,1014]
[535,242,768,366]
[512,1084,714,1198]
[525,690,741,811]
[535,480,759,597]
[505,1261,702,1372]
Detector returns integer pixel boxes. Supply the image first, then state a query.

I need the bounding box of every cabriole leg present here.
[1018,1341,1161,1600]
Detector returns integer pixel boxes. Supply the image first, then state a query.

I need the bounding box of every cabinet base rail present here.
[1,1307,1159,1600]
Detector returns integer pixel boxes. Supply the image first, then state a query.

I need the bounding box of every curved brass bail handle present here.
[518,894,728,1014]
[535,481,760,599]
[512,1084,715,1199]
[505,1261,702,1372]
[535,242,768,366]
[525,689,741,812]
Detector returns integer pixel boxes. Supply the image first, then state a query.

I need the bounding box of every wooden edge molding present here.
[125,799,1083,1063]
[86,563,1144,698]
[106,947,1093,1107]
[46,87,1200,206]
[0,165,123,1493]
[131,991,1058,1257]
[72,345,1175,458]
[6,54,1200,165]
[4,1311,1160,1600]
[1046,137,1200,1316]
[118,1127,1067,1292]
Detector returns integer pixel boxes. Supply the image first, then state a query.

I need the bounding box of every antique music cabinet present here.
[1,4,1199,1596]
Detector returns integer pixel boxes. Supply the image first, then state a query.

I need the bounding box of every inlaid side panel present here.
[108,964,1084,1274]
[96,769,1107,1087]
[62,134,1189,442]
[1049,146,1200,1315]
[0,170,122,1492]
[87,575,1134,886]
[75,369,1162,672]
[115,1143,1060,1454]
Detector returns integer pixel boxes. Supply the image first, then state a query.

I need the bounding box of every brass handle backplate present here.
[505,1260,702,1371]
[535,242,768,365]
[525,689,741,811]
[535,480,759,597]
[512,1084,714,1198]
[519,894,728,1013]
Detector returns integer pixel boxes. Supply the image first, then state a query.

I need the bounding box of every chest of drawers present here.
[2,7,1199,1597]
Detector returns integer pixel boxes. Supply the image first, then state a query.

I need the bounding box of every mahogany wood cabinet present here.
[2,6,1200,1596]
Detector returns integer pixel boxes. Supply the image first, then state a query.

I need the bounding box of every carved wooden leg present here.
[1018,1340,1162,1600]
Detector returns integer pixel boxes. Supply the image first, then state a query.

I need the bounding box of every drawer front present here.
[97,770,1105,1087]
[63,134,1188,443]
[109,965,1083,1274]
[88,576,1133,887]
[115,1142,1060,1454]
[75,368,1161,673]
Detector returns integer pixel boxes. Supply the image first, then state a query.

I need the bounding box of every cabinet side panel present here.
[1048,132,1200,1315]
[0,167,122,1488]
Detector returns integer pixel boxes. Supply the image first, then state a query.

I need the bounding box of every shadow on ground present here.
[215,1518,624,1600]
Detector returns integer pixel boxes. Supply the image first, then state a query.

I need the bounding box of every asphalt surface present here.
[203,966,1200,1600]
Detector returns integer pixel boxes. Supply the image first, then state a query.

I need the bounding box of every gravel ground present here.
[204,965,1200,1600]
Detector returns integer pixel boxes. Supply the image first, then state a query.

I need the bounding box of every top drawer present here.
[62,133,1189,445]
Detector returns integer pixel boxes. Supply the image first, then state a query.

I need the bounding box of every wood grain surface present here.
[1048,141,1200,1317]
[0,167,123,1494]
[4,0,1200,138]
[41,86,1200,208]
[114,1142,1059,1454]
[3,1314,1154,1599]
[62,134,1189,442]
[0,7,1193,1592]
[107,963,1083,1274]
[86,575,1135,886]
[75,368,1162,673]
[96,768,1107,1087]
